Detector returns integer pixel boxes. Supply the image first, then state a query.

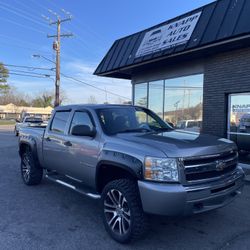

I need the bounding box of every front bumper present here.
[138,166,245,216]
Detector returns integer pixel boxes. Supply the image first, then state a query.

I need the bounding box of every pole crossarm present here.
[47,33,73,38]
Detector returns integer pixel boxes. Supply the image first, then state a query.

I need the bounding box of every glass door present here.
[228,93,250,152]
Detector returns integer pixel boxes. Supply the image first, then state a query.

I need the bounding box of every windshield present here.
[96,106,172,135]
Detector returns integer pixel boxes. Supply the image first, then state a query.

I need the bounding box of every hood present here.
[115,130,236,158]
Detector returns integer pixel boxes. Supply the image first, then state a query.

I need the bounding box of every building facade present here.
[0,103,53,120]
[95,0,250,153]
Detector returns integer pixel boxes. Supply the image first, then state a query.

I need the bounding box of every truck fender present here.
[19,136,40,165]
[95,150,143,192]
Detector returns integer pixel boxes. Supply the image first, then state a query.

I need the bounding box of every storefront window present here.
[134,83,148,107]
[164,74,203,132]
[228,93,250,155]
[148,80,164,118]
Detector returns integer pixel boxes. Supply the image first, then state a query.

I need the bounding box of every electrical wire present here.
[60,72,130,100]
[20,0,106,57]
[8,72,53,79]
[0,16,46,34]
[9,69,53,77]
[3,63,130,100]
[3,63,53,71]
[0,3,53,31]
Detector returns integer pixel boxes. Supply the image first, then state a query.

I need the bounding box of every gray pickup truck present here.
[18,104,245,243]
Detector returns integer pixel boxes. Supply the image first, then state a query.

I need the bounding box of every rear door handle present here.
[64,141,72,147]
[45,137,51,142]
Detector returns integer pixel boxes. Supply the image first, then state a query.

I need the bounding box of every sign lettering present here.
[135,12,202,58]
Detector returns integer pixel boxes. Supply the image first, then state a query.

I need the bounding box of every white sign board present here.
[135,12,202,58]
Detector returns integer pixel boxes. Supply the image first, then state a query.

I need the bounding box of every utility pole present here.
[43,10,73,107]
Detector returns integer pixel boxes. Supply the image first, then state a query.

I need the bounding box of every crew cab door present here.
[43,110,71,173]
[62,110,100,187]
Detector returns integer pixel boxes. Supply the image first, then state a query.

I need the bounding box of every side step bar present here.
[45,174,101,200]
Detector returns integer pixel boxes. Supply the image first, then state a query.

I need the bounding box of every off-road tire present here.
[101,179,148,243]
[14,127,18,136]
[21,149,43,185]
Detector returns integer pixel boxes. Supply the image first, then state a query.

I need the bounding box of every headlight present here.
[144,157,179,182]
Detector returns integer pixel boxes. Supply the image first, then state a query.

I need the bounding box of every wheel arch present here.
[95,159,143,193]
[19,139,40,167]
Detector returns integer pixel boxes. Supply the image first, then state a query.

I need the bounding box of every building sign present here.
[135,12,202,58]
[232,104,250,113]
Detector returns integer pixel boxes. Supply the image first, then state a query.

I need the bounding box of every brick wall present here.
[203,47,250,137]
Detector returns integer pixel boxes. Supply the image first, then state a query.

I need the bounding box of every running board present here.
[45,174,101,200]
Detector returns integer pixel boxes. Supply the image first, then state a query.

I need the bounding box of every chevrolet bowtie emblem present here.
[215,160,227,171]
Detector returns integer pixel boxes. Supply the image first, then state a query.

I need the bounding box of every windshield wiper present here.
[117,128,152,134]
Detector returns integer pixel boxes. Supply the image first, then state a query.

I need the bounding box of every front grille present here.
[183,150,238,183]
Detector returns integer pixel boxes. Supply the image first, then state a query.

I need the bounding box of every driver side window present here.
[70,111,94,134]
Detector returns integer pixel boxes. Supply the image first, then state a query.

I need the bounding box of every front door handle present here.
[64,141,72,147]
[45,137,51,142]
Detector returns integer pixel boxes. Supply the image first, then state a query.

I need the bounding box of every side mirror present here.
[71,125,96,137]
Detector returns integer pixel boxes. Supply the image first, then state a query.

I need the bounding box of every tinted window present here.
[51,111,70,133]
[70,111,93,134]
[97,107,171,135]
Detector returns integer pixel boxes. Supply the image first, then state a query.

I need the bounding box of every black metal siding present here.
[95,0,250,77]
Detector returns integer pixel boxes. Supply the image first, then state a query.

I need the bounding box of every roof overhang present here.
[97,34,250,80]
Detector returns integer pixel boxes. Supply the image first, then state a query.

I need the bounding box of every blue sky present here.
[0,0,214,104]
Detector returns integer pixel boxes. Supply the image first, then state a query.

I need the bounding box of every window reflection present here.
[228,94,250,153]
[134,83,148,107]
[164,74,203,132]
[133,74,204,132]
[148,80,164,118]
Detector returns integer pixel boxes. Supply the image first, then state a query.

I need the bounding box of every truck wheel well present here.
[96,165,136,193]
[19,143,31,156]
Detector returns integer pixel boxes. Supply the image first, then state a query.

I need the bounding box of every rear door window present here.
[50,111,70,134]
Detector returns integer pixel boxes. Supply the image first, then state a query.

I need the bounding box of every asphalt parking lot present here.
[0,126,250,250]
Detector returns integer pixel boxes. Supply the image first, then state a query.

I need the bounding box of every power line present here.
[60,73,130,100]
[3,63,53,71]
[0,3,53,31]
[20,0,105,57]
[0,16,46,34]
[11,59,131,100]
[8,72,53,79]
[9,69,53,77]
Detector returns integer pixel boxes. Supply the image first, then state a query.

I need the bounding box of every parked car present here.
[233,114,250,153]
[176,119,202,132]
[239,114,250,132]
[14,116,45,136]
[18,105,245,243]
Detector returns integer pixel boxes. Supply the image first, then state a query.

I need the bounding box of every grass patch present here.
[0,120,15,125]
